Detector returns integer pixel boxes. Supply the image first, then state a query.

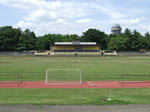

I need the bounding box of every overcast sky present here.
[0,0,150,36]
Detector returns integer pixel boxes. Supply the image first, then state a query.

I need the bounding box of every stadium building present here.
[50,42,100,53]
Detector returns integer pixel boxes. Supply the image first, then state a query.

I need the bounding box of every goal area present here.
[45,69,82,85]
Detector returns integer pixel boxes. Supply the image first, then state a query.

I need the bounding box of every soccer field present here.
[0,56,150,81]
[0,56,150,105]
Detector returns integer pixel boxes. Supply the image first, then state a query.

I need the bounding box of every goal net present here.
[45,69,82,85]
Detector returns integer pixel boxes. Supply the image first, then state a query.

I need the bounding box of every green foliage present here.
[128,30,142,51]
[36,34,79,50]
[17,29,37,51]
[0,26,37,51]
[108,35,128,51]
[0,26,21,51]
[121,29,143,51]
[81,29,107,49]
[0,26,150,51]
[144,32,150,50]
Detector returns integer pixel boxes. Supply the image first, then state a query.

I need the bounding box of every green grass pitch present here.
[0,56,150,105]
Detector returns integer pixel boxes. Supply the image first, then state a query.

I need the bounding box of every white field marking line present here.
[45,58,68,84]
[87,81,118,86]
[118,81,150,83]
[46,69,81,71]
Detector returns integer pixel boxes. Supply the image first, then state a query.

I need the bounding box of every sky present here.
[0,0,150,36]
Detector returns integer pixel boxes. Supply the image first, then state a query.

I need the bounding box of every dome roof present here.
[111,24,121,29]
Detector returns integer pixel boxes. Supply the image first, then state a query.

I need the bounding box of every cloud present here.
[15,20,36,30]
[119,17,145,25]
[92,3,125,20]
[0,0,150,35]
[23,9,57,22]
[76,18,92,24]
[0,0,40,10]
[0,0,92,35]
[15,20,92,36]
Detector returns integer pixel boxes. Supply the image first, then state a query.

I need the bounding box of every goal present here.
[45,69,82,85]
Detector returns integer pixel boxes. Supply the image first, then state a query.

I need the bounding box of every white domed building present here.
[111,24,122,35]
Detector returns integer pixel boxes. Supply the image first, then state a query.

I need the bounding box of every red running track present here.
[0,81,150,88]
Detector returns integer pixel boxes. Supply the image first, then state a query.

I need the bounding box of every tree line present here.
[0,26,150,51]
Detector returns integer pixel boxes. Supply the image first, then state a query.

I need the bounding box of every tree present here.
[122,29,143,51]
[122,28,132,50]
[1,25,149,51]
[0,26,38,51]
[144,32,150,50]
[36,37,46,50]
[108,35,128,51]
[123,28,132,38]
[81,29,107,49]
[0,26,21,51]
[130,30,142,51]
[17,29,37,51]
[36,33,80,50]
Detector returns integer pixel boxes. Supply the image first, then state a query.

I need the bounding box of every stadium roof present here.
[55,42,97,45]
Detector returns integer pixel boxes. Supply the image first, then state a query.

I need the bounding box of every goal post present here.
[45,69,82,85]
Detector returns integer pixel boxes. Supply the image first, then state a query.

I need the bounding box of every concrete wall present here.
[0,52,34,56]
[1,51,150,56]
[118,51,150,56]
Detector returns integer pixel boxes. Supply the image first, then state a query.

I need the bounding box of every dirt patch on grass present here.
[72,61,80,63]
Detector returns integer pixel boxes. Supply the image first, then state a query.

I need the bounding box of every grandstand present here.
[50,42,101,56]
[51,42,100,52]
[34,42,118,56]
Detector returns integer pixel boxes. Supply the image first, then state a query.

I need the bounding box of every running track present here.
[0,81,150,88]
